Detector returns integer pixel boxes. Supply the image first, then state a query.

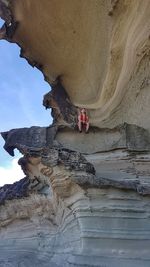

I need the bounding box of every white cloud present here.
[0,158,24,186]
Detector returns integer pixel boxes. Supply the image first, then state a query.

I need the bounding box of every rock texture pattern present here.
[0,0,150,266]
[43,78,78,127]
[1,126,150,266]
[0,0,150,129]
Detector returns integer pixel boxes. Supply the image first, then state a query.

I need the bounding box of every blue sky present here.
[0,19,52,185]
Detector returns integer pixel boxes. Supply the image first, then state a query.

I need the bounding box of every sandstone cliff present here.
[0,1,150,266]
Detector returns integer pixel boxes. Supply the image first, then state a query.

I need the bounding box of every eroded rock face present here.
[1,126,150,266]
[0,0,150,129]
[43,78,78,127]
[0,0,150,266]
[2,123,150,156]
[1,126,58,156]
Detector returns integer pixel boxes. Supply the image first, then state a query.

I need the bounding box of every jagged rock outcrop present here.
[0,177,30,205]
[1,125,150,266]
[0,0,150,266]
[43,78,78,127]
[1,126,58,156]
[2,123,150,156]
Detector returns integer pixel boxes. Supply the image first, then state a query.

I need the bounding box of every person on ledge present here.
[77,108,89,133]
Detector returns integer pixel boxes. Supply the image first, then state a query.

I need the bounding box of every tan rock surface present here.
[2,0,149,129]
[0,144,150,266]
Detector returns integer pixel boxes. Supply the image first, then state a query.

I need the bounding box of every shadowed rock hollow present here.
[0,0,150,266]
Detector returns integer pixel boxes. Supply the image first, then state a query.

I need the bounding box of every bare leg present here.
[78,120,82,132]
[85,122,89,132]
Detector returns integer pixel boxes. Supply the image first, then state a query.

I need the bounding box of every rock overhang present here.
[1,123,150,198]
[0,0,149,129]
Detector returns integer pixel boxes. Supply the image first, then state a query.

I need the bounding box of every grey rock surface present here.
[2,123,150,157]
[1,125,57,156]
[0,135,150,266]
[0,177,29,204]
[56,123,150,154]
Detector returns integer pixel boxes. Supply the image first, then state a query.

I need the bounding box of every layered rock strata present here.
[0,126,150,266]
[0,0,150,266]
